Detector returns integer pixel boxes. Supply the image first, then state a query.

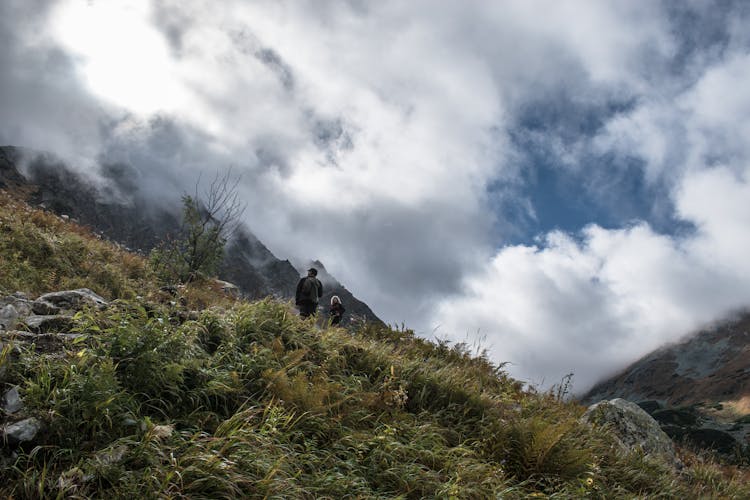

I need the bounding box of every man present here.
[295,267,323,318]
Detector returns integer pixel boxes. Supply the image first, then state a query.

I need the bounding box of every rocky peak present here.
[580,310,750,460]
[299,260,383,328]
[0,146,383,325]
[582,311,750,407]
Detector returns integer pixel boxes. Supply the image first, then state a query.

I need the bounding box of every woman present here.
[329,295,345,326]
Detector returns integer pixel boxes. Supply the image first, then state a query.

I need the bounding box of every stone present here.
[0,295,33,317]
[637,400,663,415]
[213,279,240,297]
[685,428,738,455]
[31,300,61,315]
[0,331,82,353]
[582,398,677,464]
[652,408,700,427]
[2,386,22,414]
[23,315,74,333]
[2,417,42,446]
[36,289,108,311]
[0,304,19,330]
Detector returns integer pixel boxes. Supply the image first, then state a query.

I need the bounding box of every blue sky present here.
[2,0,750,391]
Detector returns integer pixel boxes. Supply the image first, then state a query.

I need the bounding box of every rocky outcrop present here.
[0,289,106,336]
[581,312,750,460]
[633,401,748,459]
[1,289,106,333]
[582,312,750,408]
[36,288,107,312]
[0,288,107,452]
[582,398,677,465]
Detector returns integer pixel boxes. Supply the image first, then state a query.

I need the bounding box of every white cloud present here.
[434,43,750,391]
[433,166,750,392]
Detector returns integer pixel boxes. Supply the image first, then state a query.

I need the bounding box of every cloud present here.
[432,3,750,392]
[434,165,750,391]
[3,0,750,393]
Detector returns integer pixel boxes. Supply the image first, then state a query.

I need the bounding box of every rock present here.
[2,417,42,446]
[582,398,677,464]
[36,289,107,311]
[159,285,178,297]
[23,315,74,333]
[652,408,699,427]
[0,331,83,353]
[637,400,663,415]
[0,296,33,317]
[213,279,240,297]
[31,300,61,315]
[0,304,19,330]
[683,428,739,455]
[2,386,22,414]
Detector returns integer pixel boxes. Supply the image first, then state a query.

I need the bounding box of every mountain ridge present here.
[0,145,382,326]
[581,310,750,408]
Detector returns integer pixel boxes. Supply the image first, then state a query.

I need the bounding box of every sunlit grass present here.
[1,191,749,498]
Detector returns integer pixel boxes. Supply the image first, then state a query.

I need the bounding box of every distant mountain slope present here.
[581,311,750,407]
[302,260,382,326]
[0,145,382,325]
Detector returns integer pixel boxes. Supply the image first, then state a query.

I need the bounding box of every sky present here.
[2,0,750,393]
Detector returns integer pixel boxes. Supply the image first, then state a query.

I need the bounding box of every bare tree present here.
[150,170,246,283]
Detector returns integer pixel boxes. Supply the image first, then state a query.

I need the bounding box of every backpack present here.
[301,277,320,304]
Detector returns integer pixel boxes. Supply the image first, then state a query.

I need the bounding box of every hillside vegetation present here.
[1,191,749,498]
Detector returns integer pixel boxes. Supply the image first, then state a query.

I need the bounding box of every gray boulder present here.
[582,398,677,464]
[2,386,22,414]
[2,417,42,447]
[31,300,61,315]
[0,295,34,317]
[23,314,74,333]
[36,289,108,311]
[0,304,19,330]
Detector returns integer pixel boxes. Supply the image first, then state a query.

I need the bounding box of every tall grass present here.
[1,192,749,498]
[0,191,149,299]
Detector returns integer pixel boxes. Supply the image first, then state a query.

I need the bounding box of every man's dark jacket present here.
[295,276,323,305]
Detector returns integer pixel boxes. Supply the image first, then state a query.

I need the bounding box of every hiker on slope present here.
[329,295,345,326]
[295,267,323,318]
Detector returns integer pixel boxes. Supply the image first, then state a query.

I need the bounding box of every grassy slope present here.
[1,191,749,499]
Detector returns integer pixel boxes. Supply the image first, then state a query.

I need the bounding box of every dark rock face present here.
[0,146,383,325]
[0,147,28,190]
[581,312,750,407]
[580,312,750,460]
[302,260,384,328]
[220,228,300,300]
[23,315,74,334]
[651,408,699,427]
